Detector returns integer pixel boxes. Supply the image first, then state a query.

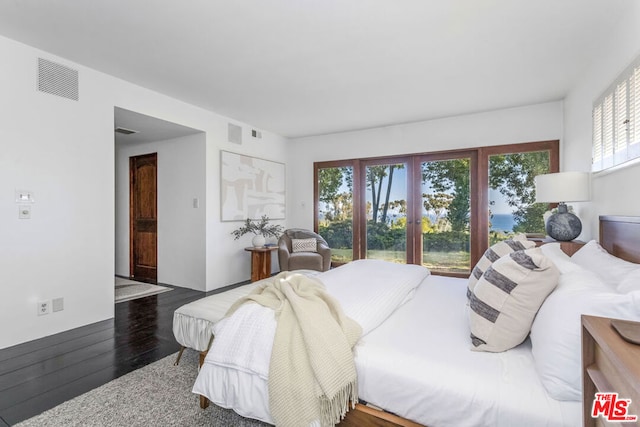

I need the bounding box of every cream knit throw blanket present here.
[225,272,362,427]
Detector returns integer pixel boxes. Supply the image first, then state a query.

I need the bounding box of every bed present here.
[180,215,640,426]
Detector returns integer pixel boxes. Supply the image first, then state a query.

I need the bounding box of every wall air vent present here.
[228,123,242,144]
[115,127,139,135]
[37,58,79,101]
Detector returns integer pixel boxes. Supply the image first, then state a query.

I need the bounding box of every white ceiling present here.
[114,107,202,145]
[0,0,631,138]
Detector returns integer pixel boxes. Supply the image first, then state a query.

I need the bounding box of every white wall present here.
[115,133,207,290]
[287,102,563,229]
[0,35,288,349]
[563,2,640,239]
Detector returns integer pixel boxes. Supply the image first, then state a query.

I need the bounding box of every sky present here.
[361,166,513,216]
[321,164,515,221]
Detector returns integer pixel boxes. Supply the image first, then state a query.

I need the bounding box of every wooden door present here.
[130,153,158,282]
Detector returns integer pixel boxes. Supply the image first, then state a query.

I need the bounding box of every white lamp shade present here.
[535,172,590,203]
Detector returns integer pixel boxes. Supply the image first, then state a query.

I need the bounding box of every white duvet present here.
[193,260,429,424]
[355,275,581,427]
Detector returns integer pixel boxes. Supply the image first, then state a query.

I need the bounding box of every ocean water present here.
[490,213,515,233]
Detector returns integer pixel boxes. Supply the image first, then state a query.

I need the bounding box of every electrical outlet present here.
[52,297,64,312]
[38,300,50,316]
[19,205,31,219]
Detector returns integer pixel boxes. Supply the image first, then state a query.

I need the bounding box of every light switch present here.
[19,205,31,219]
[15,190,35,203]
[193,198,199,208]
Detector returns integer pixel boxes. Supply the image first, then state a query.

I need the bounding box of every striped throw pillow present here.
[467,234,535,300]
[291,238,317,253]
[468,247,559,352]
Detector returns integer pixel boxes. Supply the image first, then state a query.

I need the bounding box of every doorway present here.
[129,153,158,282]
[114,106,207,291]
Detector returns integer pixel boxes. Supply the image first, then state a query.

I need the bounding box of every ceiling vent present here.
[114,127,139,135]
[228,123,242,144]
[37,58,79,101]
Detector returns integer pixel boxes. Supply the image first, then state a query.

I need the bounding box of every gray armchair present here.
[278,229,331,272]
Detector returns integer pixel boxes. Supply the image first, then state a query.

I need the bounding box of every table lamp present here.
[534,172,590,241]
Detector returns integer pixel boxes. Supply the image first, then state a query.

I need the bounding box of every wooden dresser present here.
[582,315,640,426]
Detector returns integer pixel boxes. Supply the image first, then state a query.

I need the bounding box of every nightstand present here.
[528,237,585,256]
[582,315,640,426]
[244,246,277,282]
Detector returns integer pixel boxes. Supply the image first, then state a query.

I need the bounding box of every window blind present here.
[592,56,640,172]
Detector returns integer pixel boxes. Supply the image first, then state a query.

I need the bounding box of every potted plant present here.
[231,215,284,247]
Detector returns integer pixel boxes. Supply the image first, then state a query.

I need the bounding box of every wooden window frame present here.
[314,140,559,276]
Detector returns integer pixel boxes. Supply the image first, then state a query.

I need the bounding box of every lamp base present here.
[545,203,582,241]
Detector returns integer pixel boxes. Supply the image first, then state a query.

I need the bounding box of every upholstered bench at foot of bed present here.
[172,270,322,365]
[173,284,256,356]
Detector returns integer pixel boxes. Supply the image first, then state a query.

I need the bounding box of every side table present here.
[528,237,585,256]
[245,246,278,282]
[582,315,640,426]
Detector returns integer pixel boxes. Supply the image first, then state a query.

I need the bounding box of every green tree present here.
[318,167,352,221]
[422,159,470,232]
[367,164,404,224]
[422,192,454,228]
[367,166,386,223]
[334,192,353,221]
[489,151,550,233]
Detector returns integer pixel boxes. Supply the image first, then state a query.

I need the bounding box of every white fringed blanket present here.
[223,272,361,427]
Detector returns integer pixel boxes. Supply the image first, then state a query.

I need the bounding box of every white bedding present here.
[192,264,581,427]
[356,274,581,427]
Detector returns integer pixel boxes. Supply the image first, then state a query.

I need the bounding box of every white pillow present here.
[530,268,640,401]
[467,234,535,299]
[618,269,640,293]
[291,238,317,253]
[468,247,559,352]
[571,240,640,288]
[540,243,582,274]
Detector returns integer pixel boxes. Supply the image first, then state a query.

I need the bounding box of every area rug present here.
[15,350,270,427]
[115,277,172,303]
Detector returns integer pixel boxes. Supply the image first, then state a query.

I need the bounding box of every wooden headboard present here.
[599,215,640,264]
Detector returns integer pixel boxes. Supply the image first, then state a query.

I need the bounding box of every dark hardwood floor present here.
[0,281,242,426]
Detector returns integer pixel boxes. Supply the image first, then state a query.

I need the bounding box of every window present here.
[316,163,355,264]
[419,154,473,274]
[592,56,640,172]
[364,160,409,264]
[314,140,558,276]
[488,150,552,244]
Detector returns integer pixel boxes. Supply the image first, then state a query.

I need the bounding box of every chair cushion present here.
[291,238,318,253]
[289,252,323,271]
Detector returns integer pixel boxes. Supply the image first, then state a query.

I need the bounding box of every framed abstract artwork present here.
[220,150,286,221]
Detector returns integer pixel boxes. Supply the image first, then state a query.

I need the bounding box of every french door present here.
[413,151,477,275]
[316,153,475,273]
[361,158,413,264]
[314,140,559,277]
